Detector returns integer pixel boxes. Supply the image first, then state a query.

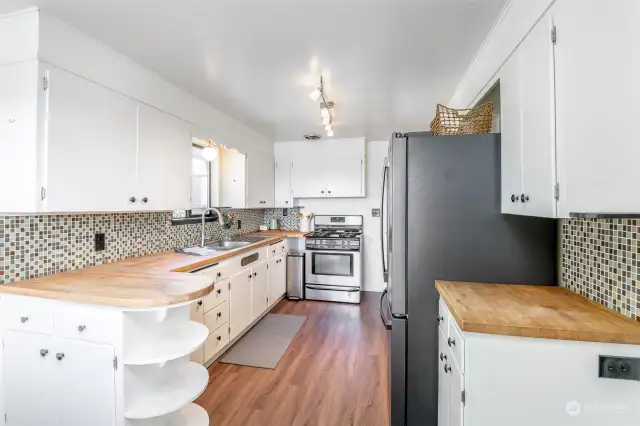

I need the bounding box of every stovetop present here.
[306,229,362,239]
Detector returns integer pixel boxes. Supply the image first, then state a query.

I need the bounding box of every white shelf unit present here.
[127,404,208,426]
[124,359,209,420]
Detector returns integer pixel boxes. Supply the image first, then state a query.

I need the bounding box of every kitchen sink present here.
[204,241,251,251]
[176,235,269,256]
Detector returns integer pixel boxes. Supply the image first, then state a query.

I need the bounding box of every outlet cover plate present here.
[599,355,640,381]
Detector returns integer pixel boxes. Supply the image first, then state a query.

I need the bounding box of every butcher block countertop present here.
[0,267,214,308]
[0,231,303,308]
[436,280,640,345]
[247,230,310,238]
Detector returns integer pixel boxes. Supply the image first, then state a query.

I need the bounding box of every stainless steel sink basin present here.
[204,241,251,251]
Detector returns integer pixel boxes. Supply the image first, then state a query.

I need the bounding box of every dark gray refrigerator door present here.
[388,133,408,318]
[390,317,407,426]
[403,132,556,426]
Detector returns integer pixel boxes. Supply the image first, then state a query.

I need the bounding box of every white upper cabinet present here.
[45,65,139,212]
[287,138,366,199]
[274,155,292,207]
[554,0,640,216]
[499,13,557,218]
[0,60,39,213]
[247,152,274,208]
[137,104,191,211]
[219,148,247,208]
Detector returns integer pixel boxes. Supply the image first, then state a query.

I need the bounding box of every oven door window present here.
[312,253,354,277]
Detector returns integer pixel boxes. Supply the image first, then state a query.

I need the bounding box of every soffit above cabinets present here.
[0,0,508,141]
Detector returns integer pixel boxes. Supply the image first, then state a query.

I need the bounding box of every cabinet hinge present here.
[113,356,118,370]
[43,76,49,91]
[462,390,466,405]
[228,326,231,334]
[228,282,231,290]
[41,186,46,201]
[553,182,560,201]
[551,26,557,44]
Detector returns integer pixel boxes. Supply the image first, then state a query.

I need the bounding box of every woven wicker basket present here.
[430,103,494,136]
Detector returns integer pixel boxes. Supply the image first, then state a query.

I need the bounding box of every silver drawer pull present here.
[78,325,86,332]
[40,349,49,357]
[56,353,65,361]
[20,316,29,323]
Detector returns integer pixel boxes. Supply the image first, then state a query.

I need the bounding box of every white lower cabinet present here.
[250,261,269,321]
[437,299,640,426]
[229,269,253,341]
[3,331,116,426]
[268,253,287,307]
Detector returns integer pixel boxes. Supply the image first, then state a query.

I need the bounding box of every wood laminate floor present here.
[196,292,390,426]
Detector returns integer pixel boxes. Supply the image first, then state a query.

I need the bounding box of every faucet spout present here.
[201,207,223,248]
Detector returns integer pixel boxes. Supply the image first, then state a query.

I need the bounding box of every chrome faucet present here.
[201,207,223,248]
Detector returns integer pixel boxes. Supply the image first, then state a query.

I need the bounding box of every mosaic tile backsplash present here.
[263,207,302,230]
[0,209,265,284]
[561,219,639,321]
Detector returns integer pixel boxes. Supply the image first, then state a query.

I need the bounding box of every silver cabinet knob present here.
[20,316,29,323]
[448,337,456,347]
[78,324,86,332]
[444,364,451,373]
[56,353,65,361]
[142,197,148,203]
[217,312,222,318]
[437,315,444,324]
[439,353,447,361]
[129,197,136,203]
[197,300,203,306]
[216,289,222,294]
[40,349,49,357]
[216,335,222,341]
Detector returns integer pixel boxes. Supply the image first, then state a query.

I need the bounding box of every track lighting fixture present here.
[310,76,335,137]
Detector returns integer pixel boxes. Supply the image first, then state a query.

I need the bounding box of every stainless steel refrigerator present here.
[379,132,557,426]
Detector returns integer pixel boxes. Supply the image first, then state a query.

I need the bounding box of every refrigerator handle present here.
[379,288,392,330]
[380,159,389,282]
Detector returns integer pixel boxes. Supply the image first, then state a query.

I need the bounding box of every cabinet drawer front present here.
[2,298,53,335]
[204,301,229,333]
[204,323,229,362]
[438,299,449,336]
[195,261,230,282]
[448,317,465,373]
[55,307,120,345]
[203,279,229,312]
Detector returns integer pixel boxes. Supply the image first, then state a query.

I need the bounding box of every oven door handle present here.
[305,284,360,292]
[379,288,392,330]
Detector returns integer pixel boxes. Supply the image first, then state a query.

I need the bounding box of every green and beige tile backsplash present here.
[0,209,265,284]
[561,218,639,321]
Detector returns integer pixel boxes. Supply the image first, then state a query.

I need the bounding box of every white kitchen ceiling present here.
[0,0,507,141]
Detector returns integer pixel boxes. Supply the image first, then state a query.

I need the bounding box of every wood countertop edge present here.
[169,235,285,272]
[435,281,640,345]
[0,284,214,309]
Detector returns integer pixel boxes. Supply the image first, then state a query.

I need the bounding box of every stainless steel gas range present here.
[305,215,363,304]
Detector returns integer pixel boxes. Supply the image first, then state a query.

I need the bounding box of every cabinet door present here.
[274,158,293,207]
[3,331,56,426]
[268,257,279,307]
[45,66,138,212]
[229,269,253,340]
[137,104,191,211]
[53,338,115,426]
[220,148,247,208]
[438,330,450,426]
[554,0,640,215]
[448,356,464,426]
[247,152,274,207]
[520,15,557,218]
[189,300,205,364]
[276,253,287,301]
[0,61,39,213]
[291,156,327,198]
[499,48,524,215]
[324,138,365,198]
[251,261,269,320]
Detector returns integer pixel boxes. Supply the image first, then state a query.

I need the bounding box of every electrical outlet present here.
[599,356,640,381]
[283,209,288,216]
[95,233,106,252]
[237,219,242,229]
[372,208,381,217]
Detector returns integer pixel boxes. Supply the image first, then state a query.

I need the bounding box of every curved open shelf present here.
[125,321,209,366]
[125,362,209,419]
[127,403,208,426]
